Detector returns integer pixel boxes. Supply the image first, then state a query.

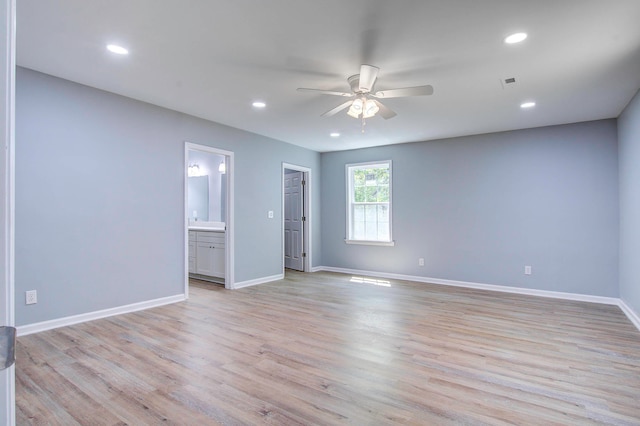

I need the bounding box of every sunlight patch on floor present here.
[350,276,392,287]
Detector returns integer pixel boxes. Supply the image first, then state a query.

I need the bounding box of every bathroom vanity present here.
[188,221,225,282]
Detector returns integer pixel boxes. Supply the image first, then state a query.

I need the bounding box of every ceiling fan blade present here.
[321,100,354,117]
[358,65,379,93]
[373,100,397,120]
[372,85,434,98]
[297,88,353,97]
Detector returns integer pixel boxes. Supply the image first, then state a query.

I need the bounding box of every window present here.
[346,160,393,245]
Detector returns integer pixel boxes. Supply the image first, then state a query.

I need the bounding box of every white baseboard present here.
[315,266,640,331]
[17,294,186,336]
[233,273,284,289]
[618,299,640,331]
[16,270,640,337]
[316,266,620,305]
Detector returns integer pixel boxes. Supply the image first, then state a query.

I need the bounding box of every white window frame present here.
[345,160,394,246]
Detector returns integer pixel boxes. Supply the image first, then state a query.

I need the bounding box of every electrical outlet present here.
[26,290,37,305]
[268,210,274,219]
[524,265,532,275]
[418,258,425,266]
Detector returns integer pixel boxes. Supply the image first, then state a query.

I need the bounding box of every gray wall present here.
[14,65,630,328]
[15,67,321,326]
[321,120,619,297]
[619,89,640,313]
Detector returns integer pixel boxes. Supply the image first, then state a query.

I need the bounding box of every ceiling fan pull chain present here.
[361,116,366,133]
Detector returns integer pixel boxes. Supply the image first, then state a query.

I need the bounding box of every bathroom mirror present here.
[188,176,209,221]
[187,150,226,223]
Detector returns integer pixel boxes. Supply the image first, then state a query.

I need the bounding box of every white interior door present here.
[284,171,304,271]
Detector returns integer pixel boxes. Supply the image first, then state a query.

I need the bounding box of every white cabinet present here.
[196,242,215,276]
[189,230,225,279]
[211,245,225,278]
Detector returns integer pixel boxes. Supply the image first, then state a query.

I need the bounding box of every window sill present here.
[344,239,395,247]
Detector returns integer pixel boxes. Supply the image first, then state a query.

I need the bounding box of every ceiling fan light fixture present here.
[362,99,379,118]
[347,98,363,118]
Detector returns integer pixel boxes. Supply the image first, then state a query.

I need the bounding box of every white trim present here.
[227,152,235,289]
[315,266,620,305]
[1,0,15,424]
[16,294,186,337]
[282,163,312,273]
[183,144,189,299]
[233,273,283,289]
[344,239,395,247]
[618,299,640,331]
[185,142,235,291]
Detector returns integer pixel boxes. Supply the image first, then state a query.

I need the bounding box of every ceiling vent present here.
[500,76,519,89]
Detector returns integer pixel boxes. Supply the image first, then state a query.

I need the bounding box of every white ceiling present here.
[16,1,640,152]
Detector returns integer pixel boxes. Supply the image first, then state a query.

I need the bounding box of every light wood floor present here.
[16,271,640,425]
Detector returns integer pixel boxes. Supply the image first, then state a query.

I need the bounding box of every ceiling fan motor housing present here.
[348,75,367,94]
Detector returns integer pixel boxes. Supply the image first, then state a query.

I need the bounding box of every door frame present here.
[184,142,234,292]
[282,163,311,273]
[1,0,16,423]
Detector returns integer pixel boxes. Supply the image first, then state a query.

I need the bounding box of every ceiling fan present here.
[297,64,434,127]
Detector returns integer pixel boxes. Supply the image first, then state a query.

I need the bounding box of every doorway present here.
[185,143,234,293]
[282,163,311,273]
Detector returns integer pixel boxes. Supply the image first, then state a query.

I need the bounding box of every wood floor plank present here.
[15,271,640,425]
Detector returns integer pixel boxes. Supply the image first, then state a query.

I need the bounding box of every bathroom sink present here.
[188,220,225,231]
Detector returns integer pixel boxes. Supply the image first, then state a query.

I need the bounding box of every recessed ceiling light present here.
[520,101,536,108]
[106,44,129,55]
[330,132,340,138]
[505,32,527,44]
[252,101,266,108]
